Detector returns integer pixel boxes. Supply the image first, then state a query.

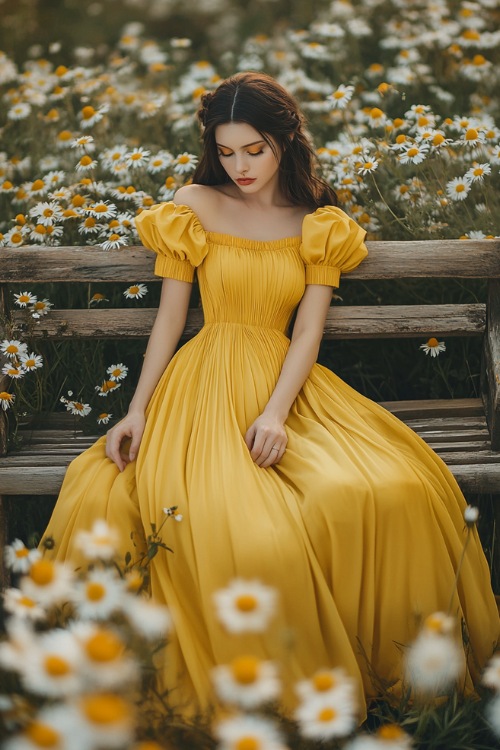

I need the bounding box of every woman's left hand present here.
[244,413,288,468]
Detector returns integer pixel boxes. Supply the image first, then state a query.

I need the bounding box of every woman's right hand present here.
[105,410,146,472]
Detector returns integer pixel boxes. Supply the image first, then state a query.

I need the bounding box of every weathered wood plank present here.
[10,303,486,340]
[1,460,497,494]
[379,398,485,419]
[481,280,500,450]
[1,240,500,282]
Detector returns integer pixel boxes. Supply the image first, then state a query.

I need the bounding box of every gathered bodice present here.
[198,233,305,334]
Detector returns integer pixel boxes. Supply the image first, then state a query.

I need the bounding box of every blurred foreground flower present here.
[213,578,278,633]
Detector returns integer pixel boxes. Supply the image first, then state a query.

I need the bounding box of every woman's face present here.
[215,121,281,194]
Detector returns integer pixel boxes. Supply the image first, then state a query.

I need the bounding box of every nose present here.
[235,153,249,174]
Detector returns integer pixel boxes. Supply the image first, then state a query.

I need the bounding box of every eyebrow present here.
[216,140,266,150]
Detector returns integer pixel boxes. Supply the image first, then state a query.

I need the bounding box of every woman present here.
[42,72,499,717]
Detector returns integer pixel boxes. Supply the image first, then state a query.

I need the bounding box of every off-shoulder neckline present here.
[170,201,328,245]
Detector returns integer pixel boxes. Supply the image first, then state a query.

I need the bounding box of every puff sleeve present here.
[300,205,368,288]
[134,202,207,282]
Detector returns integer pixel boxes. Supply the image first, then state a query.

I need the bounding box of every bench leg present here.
[0,495,8,590]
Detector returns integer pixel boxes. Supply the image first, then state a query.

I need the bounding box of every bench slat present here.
[1,240,500,282]
[11,303,486,340]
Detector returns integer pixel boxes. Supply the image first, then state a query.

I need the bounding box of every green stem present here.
[446,526,471,616]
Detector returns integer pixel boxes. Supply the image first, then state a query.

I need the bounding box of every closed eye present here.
[218,150,264,157]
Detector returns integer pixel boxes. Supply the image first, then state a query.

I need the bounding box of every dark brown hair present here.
[191,71,337,209]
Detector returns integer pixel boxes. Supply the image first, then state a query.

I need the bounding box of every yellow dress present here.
[43,202,499,715]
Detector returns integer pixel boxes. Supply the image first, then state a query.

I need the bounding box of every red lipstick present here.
[236,178,256,185]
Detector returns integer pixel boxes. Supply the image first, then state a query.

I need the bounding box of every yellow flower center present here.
[178,155,190,164]
[92,293,106,301]
[82,694,129,725]
[0,391,13,401]
[333,90,346,99]
[29,559,55,585]
[464,128,478,141]
[42,208,54,217]
[472,54,486,66]
[128,285,139,294]
[363,162,373,170]
[11,232,23,244]
[55,65,68,76]
[35,224,47,234]
[318,707,337,722]
[80,155,93,167]
[84,217,96,228]
[473,168,484,176]
[86,582,106,602]
[19,595,36,607]
[85,630,123,662]
[231,655,260,684]
[58,130,72,141]
[407,147,419,157]
[34,301,47,310]
[236,594,258,612]
[82,105,96,119]
[15,546,29,557]
[455,184,466,193]
[25,722,60,748]
[72,194,86,207]
[108,233,121,242]
[427,337,439,347]
[32,179,45,191]
[378,724,405,740]
[313,672,337,691]
[370,107,383,119]
[44,655,71,677]
[235,739,260,750]
[433,134,445,145]
[2,180,13,189]
[93,204,108,213]
[417,115,430,127]
[111,368,122,377]
[462,29,480,41]
[166,176,175,187]
[24,359,36,368]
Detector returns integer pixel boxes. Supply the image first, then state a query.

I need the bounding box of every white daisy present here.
[345,723,412,749]
[213,578,278,633]
[13,291,36,307]
[419,337,446,357]
[8,103,32,120]
[295,690,358,740]
[214,714,285,750]
[483,654,500,692]
[0,339,28,359]
[71,135,96,152]
[212,655,281,708]
[20,558,74,607]
[73,623,139,690]
[398,143,430,165]
[122,597,172,640]
[405,632,464,695]
[31,298,53,317]
[97,412,112,425]
[73,568,126,621]
[173,152,199,174]
[2,364,25,379]
[0,391,15,411]
[66,400,92,417]
[4,539,41,574]
[106,363,128,381]
[79,103,109,128]
[295,667,356,703]
[19,352,43,371]
[146,151,174,174]
[328,84,355,110]
[123,283,148,299]
[19,629,83,697]
[70,693,135,749]
[100,233,128,251]
[85,201,117,219]
[29,201,64,226]
[2,703,83,750]
[357,160,379,175]
[422,611,455,636]
[75,519,120,561]
[124,147,151,169]
[95,379,121,396]
[446,177,471,201]
[75,155,98,172]
[465,163,491,183]
[2,588,45,621]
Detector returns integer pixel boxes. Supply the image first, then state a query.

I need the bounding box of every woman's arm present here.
[245,284,333,468]
[106,277,192,470]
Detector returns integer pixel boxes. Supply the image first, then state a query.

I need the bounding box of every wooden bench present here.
[0,239,499,550]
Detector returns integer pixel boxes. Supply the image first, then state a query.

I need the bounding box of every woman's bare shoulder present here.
[173,184,228,228]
